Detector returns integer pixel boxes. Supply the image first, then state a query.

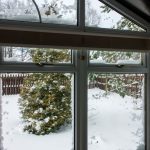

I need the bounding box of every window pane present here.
[85,0,145,31]
[1,73,74,150]
[2,47,72,64]
[89,50,143,65]
[0,0,39,22]
[36,0,77,25]
[0,0,77,25]
[88,73,145,150]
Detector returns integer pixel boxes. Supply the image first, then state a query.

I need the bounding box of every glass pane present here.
[3,47,72,64]
[85,0,145,31]
[36,0,77,25]
[1,73,74,150]
[88,73,145,150]
[0,0,39,22]
[0,0,77,25]
[89,50,143,65]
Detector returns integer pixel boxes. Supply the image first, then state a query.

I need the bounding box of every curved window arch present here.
[0,0,77,25]
[0,0,39,22]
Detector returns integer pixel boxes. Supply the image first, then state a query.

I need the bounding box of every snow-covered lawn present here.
[88,89,144,150]
[2,88,144,150]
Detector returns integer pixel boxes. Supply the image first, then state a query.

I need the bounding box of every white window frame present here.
[0,48,149,150]
[0,1,149,150]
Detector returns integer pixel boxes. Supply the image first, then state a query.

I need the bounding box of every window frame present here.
[0,48,149,150]
[0,0,149,31]
[0,1,150,150]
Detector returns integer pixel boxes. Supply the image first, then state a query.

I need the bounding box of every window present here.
[0,47,75,150]
[89,50,144,65]
[0,0,77,25]
[0,0,147,33]
[0,1,149,150]
[88,73,145,150]
[2,47,72,64]
[85,0,145,31]
[0,47,148,150]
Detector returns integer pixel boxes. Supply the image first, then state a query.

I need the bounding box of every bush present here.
[19,49,72,135]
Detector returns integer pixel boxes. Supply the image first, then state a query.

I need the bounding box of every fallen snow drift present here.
[2,88,144,150]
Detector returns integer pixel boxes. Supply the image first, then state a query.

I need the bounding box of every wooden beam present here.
[0,29,149,50]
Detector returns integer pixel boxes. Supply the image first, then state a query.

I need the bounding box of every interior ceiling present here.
[116,0,150,23]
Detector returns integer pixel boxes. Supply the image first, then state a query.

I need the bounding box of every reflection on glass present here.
[88,73,144,150]
[89,50,142,65]
[1,73,74,150]
[3,47,72,64]
[0,0,77,25]
[85,0,145,31]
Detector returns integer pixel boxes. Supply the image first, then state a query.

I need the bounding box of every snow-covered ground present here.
[88,89,144,150]
[2,88,144,150]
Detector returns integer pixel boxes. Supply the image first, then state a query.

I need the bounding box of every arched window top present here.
[0,0,39,22]
[0,0,77,25]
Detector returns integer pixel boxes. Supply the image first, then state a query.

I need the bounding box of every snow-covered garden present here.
[2,88,144,150]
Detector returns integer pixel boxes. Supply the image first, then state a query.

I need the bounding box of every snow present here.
[2,95,73,150]
[1,89,144,150]
[4,57,20,62]
[90,57,141,65]
[116,59,141,65]
[88,89,144,150]
[90,57,106,64]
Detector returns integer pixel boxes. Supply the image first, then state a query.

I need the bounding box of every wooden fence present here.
[0,74,144,98]
[0,74,27,95]
[88,74,144,98]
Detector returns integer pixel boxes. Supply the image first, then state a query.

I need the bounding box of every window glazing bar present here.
[0,47,3,64]
[0,76,2,150]
[145,52,150,150]
[32,0,42,23]
[78,0,85,30]
[87,66,148,73]
[0,21,150,39]
[75,50,88,150]
[0,65,76,73]
[85,27,150,39]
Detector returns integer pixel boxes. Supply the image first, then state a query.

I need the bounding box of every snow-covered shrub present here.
[19,48,72,135]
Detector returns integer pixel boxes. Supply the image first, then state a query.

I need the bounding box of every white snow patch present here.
[1,89,144,150]
[117,59,141,65]
[90,57,106,64]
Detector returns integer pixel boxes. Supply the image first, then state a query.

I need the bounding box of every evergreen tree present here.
[19,48,72,135]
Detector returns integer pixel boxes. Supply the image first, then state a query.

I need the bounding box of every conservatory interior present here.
[0,0,150,150]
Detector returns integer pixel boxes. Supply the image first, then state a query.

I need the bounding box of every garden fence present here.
[88,74,144,98]
[0,73,144,98]
[0,74,27,95]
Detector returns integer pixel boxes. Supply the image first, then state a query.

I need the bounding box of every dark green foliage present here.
[108,74,126,97]
[31,48,70,64]
[19,48,72,135]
